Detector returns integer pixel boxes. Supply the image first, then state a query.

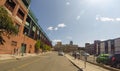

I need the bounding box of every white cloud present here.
[47,27,54,30]
[66,2,70,5]
[76,16,80,20]
[96,17,99,21]
[47,23,66,31]
[96,15,120,22]
[47,27,58,31]
[58,23,66,28]
[54,27,58,31]
[100,17,114,22]
[53,39,62,43]
[116,18,120,21]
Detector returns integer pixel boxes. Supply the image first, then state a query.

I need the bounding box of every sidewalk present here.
[0,52,51,60]
[65,54,110,71]
[0,54,37,60]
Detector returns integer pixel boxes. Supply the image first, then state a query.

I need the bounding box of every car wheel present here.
[110,64,115,68]
[116,63,120,69]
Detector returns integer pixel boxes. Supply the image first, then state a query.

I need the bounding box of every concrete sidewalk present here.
[0,52,51,60]
[0,54,38,60]
[65,54,110,71]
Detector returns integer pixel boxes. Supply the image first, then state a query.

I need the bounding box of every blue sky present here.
[30,0,120,46]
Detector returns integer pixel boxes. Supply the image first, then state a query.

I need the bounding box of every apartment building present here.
[114,38,120,54]
[0,0,52,54]
[95,38,120,55]
[85,39,117,55]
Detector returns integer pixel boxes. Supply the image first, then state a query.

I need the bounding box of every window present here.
[32,26,36,32]
[23,26,29,35]
[17,9,25,20]
[11,41,17,46]
[30,30,34,39]
[5,0,16,12]
[26,16,31,27]
[37,30,39,35]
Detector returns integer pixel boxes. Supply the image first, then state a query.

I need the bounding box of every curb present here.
[87,61,119,71]
[68,59,83,71]
[66,54,120,71]
[65,55,83,71]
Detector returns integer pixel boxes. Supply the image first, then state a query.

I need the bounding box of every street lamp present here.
[21,32,27,56]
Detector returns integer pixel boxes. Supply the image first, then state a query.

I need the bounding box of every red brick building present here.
[0,0,52,54]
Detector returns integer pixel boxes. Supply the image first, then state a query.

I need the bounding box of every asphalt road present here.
[0,52,79,71]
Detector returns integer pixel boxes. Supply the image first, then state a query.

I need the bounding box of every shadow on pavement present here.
[78,69,83,71]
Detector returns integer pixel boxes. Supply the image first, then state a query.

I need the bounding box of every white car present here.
[83,53,90,56]
[58,51,64,56]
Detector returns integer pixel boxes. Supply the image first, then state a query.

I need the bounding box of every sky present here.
[30,0,120,47]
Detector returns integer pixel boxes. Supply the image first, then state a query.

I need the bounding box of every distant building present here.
[85,43,94,55]
[56,42,62,46]
[95,38,120,55]
[54,41,79,53]
[70,41,73,45]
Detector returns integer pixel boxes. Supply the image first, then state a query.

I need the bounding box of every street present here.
[0,52,79,71]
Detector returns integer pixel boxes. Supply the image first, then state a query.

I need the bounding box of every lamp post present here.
[21,32,26,56]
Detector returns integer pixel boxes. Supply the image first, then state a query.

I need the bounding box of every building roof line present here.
[28,10,51,42]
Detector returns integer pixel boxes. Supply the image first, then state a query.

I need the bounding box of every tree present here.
[35,40,41,53]
[35,40,51,52]
[0,6,18,45]
[42,44,51,51]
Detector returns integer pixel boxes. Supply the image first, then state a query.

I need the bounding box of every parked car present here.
[72,52,80,59]
[96,54,110,64]
[108,54,120,69]
[82,52,90,56]
[58,51,64,56]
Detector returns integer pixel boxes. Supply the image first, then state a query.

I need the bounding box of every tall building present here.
[0,0,52,54]
[70,41,73,45]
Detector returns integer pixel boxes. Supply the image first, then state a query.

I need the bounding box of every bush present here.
[35,40,41,53]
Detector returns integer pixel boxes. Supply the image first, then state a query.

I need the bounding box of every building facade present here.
[95,38,120,55]
[85,43,94,55]
[54,41,79,53]
[0,0,52,54]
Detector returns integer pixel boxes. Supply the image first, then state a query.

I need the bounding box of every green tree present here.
[42,44,51,51]
[0,6,18,45]
[46,45,51,51]
[35,40,41,53]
